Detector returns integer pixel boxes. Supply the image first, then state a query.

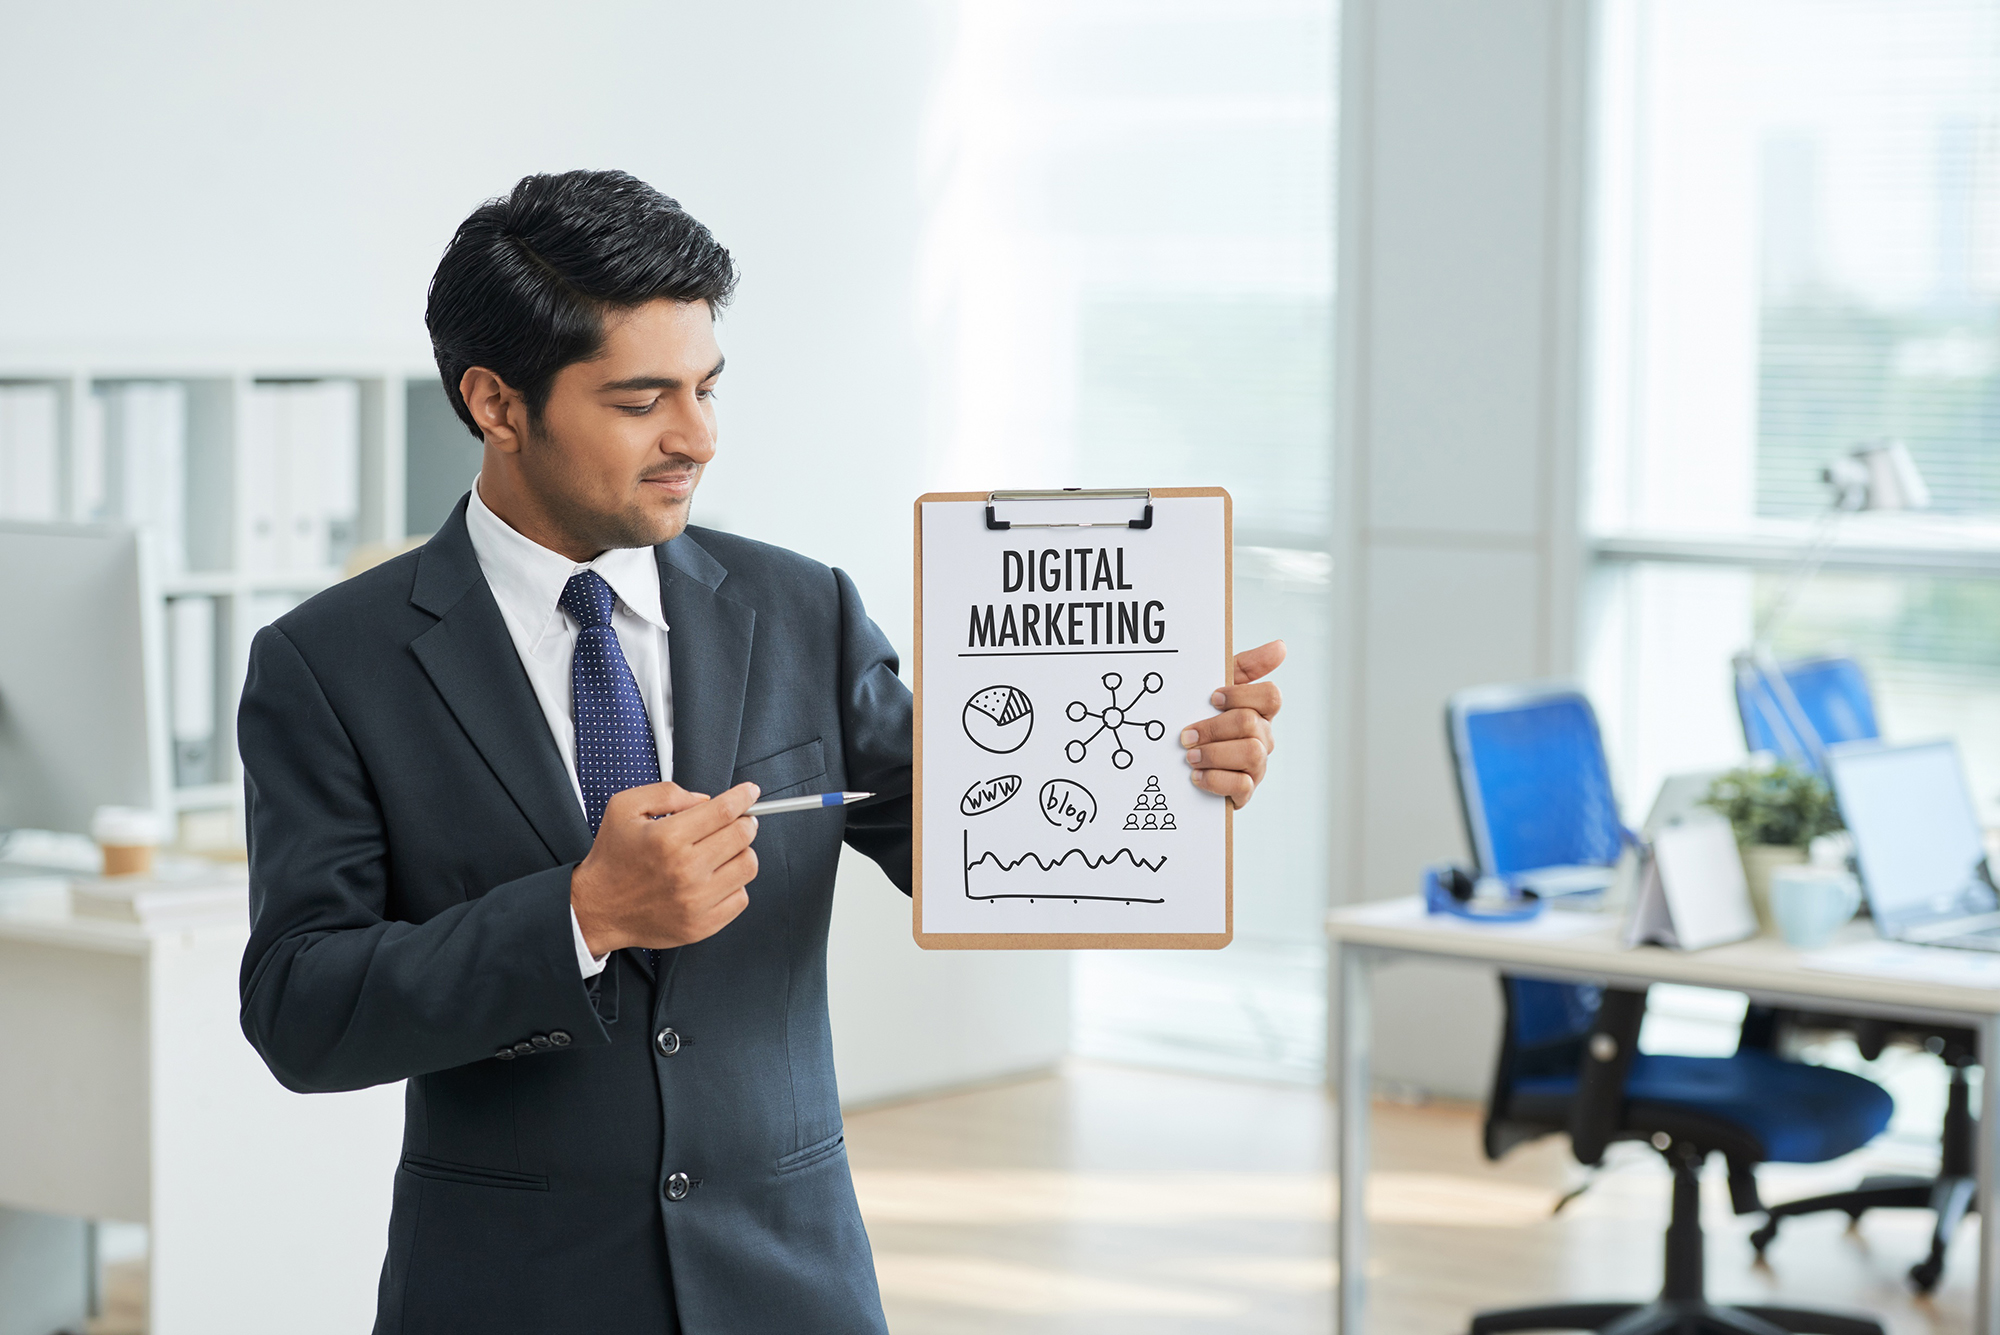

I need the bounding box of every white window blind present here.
[1591,0,2000,823]
[1749,1,2000,521]
[1595,0,2000,533]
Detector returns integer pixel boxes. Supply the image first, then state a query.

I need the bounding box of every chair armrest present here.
[1568,986,1648,1166]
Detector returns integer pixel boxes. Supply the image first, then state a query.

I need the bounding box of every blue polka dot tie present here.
[560,570,662,833]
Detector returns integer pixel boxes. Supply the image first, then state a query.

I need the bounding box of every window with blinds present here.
[1590,0,2000,824]
[1751,1,2000,520]
[1594,0,2000,533]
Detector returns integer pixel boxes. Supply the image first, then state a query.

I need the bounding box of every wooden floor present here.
[845,1060,1977,1335]
[91,1059,1977,1333]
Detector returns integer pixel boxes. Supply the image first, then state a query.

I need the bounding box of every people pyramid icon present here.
[1121,776,1178,831]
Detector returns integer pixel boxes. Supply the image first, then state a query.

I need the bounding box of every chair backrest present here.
[1446,682,1626,877]
[1445,683,1623,1158]
[1735,654,1880,771]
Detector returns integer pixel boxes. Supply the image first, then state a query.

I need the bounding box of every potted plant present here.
[1700,762,1844,929]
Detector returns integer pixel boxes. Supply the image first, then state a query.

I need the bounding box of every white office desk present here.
[1326,898,2000,1335]
[0,882,403,1334]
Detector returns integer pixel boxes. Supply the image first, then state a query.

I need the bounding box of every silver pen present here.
[746,791,875,817]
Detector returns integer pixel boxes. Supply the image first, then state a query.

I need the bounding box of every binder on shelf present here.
[75,389,107,521]
[0,383,61,521]
[89,382,189,568]
[245,380,361,574]
[243,384,282,571]
[318,380,361,570]
[167,596,218,788]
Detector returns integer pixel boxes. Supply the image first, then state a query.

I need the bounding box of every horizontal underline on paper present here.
[966,893,1168,904]
[956,649,1180,658]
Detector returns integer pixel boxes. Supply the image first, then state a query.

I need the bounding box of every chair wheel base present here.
[1470,1298,1886,1335]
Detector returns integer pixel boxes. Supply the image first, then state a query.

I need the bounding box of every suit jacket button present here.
[531,1034,553,1050]
[512,1041,535,1057]
[549,1030,572,1047]
[655,1027,681,1057]
[664,1172,690,1202]
[495,1048,516,1061]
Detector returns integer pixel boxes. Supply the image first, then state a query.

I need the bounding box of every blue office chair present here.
[1731,654,1978,1293]
[1448,683,1626,879]
[1479,980,1893,1335]
[1735,654,1879,770]
[1449,683,1895,1335]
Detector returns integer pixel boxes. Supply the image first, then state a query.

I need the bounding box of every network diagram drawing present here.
[1065,671,1166,769]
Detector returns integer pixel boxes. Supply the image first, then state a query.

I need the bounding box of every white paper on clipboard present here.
[913,488,1232,949]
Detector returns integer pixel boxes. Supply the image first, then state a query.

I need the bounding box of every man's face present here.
[519,298,723,552]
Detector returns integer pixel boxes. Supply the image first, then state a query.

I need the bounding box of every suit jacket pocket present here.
[774,1130,846,1176]
[401,1153,550,1192]
[733,738,826,798]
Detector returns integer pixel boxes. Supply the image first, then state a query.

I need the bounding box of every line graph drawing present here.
[962,830,1167,903]
[1065,671,1166,769]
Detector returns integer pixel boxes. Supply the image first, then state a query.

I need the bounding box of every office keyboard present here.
[1926,927,2000,953]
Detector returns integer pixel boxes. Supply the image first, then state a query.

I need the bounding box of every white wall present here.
[0,0,920,623]
[1330,0,1595,1098]
[0,0,1066,1105]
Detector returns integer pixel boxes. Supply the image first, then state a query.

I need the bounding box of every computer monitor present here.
[1827,738,1995,935]
[0,521,169,835]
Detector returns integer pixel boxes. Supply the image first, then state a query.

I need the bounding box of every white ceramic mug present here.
[1769,865,1861,950]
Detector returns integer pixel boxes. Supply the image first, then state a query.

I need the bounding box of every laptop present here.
[1827,739,2000,951]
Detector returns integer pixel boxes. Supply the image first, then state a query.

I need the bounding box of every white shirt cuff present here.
[570,905,610,979]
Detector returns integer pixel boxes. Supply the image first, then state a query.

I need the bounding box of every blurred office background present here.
[3,0,1999,1331]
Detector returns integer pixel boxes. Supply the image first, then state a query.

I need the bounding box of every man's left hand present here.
[1181,639,1285,810]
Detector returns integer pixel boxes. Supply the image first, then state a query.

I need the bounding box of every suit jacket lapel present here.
[658,530,755,800]
[408,499,596,868]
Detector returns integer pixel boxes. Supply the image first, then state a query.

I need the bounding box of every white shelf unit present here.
[0,363,469,837]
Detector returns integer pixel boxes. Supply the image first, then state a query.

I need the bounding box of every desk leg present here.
[1336,941,1372,1335]
[1981,1014,2000,1335]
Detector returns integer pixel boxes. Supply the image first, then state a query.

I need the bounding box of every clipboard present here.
[912,487,1233,950]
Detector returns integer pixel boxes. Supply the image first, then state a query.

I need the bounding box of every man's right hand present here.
[570,781,762,956]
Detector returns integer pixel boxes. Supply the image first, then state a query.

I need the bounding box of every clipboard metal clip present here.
[984,488,1154,532]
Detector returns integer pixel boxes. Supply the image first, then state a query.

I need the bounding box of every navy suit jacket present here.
[237,497,911,1333]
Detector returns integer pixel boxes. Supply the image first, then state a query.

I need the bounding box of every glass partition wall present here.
[923,0,1339,1081]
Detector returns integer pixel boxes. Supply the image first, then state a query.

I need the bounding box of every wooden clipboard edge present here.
[914,932,1233,952]
[910,487,1234,951]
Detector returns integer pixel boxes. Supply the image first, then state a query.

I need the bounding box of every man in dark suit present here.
[238,170,1283,1333]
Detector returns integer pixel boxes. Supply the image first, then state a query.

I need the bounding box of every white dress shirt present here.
[464,480,675,979]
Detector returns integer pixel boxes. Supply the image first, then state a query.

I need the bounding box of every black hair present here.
[426,169,739,437]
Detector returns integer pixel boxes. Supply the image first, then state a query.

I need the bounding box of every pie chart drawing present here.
[963,685,1034,754]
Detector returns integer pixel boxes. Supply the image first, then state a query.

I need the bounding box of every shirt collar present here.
[465,480,669,650]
